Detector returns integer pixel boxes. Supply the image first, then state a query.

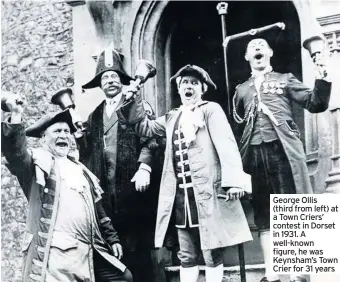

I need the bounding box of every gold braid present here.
[232,93,258,124]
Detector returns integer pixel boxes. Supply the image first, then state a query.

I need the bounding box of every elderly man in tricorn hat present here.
[120,64,252,282]
[233,36,331,282]
[1,95,133,282]
[78,49,157,282]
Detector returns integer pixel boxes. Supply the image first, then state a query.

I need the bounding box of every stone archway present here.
[129,1,303,114]
[68,0,336,270]
[70,0,329,191]
[129,1,171,115]
[126,0,330,192]
[126,0,306,266]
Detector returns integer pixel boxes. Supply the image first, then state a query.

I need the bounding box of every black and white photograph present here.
[1,1,340,282]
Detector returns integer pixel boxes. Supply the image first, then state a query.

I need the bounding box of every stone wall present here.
[1,1,73,281]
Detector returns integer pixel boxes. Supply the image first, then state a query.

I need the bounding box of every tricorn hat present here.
[170,65,217,91]
[26,109,77,138]
[82,49,132,89]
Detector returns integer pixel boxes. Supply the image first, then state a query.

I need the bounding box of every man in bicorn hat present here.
[78,49,157,282]
[232,38,332,282]
[121,64,253,282]
[1,95,133,282]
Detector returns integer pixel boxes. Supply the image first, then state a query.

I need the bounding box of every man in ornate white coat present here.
[121,65,252,282]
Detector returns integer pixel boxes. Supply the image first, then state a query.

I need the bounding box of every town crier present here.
[1,93,133,282]
[120,64,252,282]
[232,37,331,282]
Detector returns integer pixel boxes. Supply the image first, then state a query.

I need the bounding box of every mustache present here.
[105,82,120,88]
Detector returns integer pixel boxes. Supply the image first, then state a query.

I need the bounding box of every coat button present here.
[44,188,49,193]
[289,131,294,136]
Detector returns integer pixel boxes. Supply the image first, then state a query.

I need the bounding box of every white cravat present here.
[55,158,88,192]
[179,103,205,146]
[105,93,123,118]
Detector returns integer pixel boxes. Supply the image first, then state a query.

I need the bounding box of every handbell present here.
[134,60,157,84]
[116,59,157,111]
[303,35,325,58]
[51,88,75,109]
[302,17,325,59]
[51,88,84,132]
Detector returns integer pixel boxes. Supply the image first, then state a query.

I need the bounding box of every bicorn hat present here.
[26,109,77,138]
[170,65,217,91]
[233,23,286,54]
[82,49,132,89]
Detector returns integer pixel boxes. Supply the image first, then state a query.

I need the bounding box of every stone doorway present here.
[70,0,328,270]
[156,1,302,141]
[154,1,302,266]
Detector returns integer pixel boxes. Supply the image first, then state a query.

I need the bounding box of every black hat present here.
[170,65,217,90]
[82,49,132,89]
[26,109,77,138]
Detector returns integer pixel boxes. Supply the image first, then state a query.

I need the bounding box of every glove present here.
[131,164,151,192]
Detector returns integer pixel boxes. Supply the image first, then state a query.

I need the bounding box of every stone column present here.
[325,31,340,194]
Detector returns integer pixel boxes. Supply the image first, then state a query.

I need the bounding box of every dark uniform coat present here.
[233,72,332,194]
[77,101,154,225]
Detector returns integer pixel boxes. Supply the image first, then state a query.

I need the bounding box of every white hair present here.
[176,76,208,94]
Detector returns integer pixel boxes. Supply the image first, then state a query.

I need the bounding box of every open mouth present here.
[56,141,68,148]
[255,53,264,60]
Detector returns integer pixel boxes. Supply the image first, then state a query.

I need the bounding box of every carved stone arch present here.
[74,0,329,192]
[129,1,171,116]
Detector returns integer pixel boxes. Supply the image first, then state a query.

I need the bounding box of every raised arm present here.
[119,95,167,138]
[1,95,34,198]
[287,73,331,113]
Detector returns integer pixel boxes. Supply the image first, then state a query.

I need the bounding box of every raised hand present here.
[2,91,26,123]
[122,80,141,101]
[314,52,330,81]
[2,91,26,114]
